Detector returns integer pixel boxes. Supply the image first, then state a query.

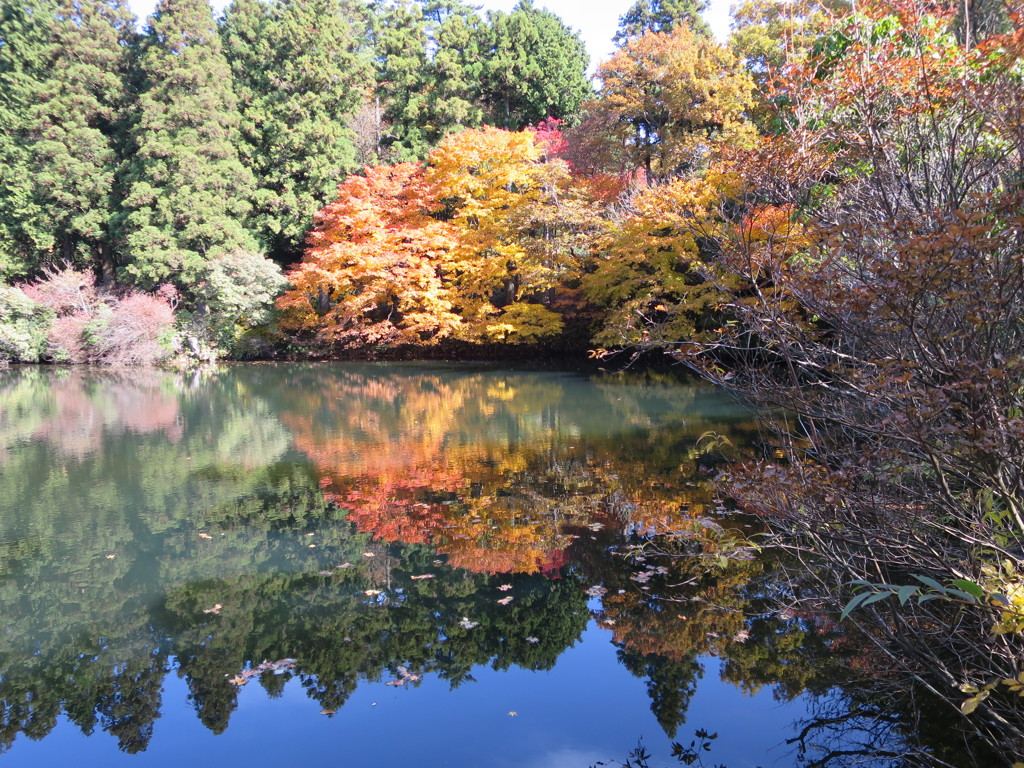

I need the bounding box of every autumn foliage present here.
[278,124,601,350]
[277,163,461,348]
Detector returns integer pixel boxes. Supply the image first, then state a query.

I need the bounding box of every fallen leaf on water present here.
[526,636,539,644]
[433,559,443,566]
[202,604,223,615]
[410,574,435,580]
[227,675,248,686]
[308,544,317,549]
[497,596,513,605]
[336,563,353,569]
[320,708,336,716]
[105,554,116,559]
[498,584,513,591]
[198,532,213,540]
[508,711,518,717]
[364,589,382,597]
[459,617,480,629]
[306,532,315,537]
[317,570,333,576]
[585,585,607,597]
[363,552,376,558]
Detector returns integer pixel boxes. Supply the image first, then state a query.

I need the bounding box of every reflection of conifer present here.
[617,648,703,738]
[96,660,166,753]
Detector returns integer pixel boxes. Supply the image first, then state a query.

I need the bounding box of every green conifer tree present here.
[478,0,590,130]
[117,0,257,289]
[614,0,711,45]
[0,0,56,279]
[29,0,136,279]
[222,0,371,264]
[421,0,484,140]
[374,0,432,160]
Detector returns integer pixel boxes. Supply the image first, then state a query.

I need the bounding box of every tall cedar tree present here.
[424,0,485,138]
[614,0,711,44]
[373,0,484,161]
[222,0,371,264]
[31,0,136,278]
[117,0,257,290]
[374,0,432,160]
[0,0,55,279]
[479,0,590,130]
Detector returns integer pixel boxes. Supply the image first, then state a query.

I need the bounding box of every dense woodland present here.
[5,0,1024,761]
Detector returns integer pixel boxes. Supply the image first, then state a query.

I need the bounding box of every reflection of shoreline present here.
[279,366,755,575]
[0,367,184,459]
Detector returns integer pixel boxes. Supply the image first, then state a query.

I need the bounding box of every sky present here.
[125,0,736,67]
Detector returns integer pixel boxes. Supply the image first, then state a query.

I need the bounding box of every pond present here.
[0,363,950,766]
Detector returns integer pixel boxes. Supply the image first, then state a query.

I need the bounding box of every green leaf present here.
[896,584,920,605]
[839,590,875,621]
[912,574,944,591]
[860,591,894,609]
[950,579,985,599]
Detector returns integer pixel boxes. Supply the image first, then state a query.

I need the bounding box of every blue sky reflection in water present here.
[5,646,806,768]
[0,363,887,767]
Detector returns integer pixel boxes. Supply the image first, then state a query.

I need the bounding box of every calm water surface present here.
[0,363,913,766]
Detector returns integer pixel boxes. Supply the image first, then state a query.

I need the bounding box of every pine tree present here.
[614,0,711,45]
[479,0,590,130]
[117,0,257,289]
[222,0,371,264]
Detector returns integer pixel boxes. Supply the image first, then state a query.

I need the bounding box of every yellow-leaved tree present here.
[586,24,756,184]
[425,126,598,344]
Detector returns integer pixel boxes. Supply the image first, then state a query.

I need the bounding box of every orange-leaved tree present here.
[276,163,461,349]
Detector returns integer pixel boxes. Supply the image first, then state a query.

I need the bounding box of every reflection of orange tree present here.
[280,365,760,575]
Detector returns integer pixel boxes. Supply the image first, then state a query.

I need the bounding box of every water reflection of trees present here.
[0,365,982,764]
[279,364,760,574]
